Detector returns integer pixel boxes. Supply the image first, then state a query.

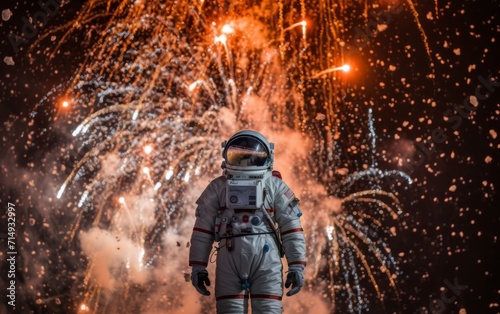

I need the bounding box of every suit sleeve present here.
[273,179,307,267]
[188,180,221,267]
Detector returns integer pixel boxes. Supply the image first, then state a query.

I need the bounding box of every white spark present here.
[312,64,351,78]
[326,226,334,241]
[222,24,234,34]
[165,167,174,180]
[56,184,67,199]
[188,80,202,91]
[72,124,84,137]
[143,145,153,154]
[139,248,145,269]
[78,190,89,208]
[214,34,227,44]
[132,109,139,120]
[341,64,351,72]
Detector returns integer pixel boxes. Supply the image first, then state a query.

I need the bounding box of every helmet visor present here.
[225,137,269,167]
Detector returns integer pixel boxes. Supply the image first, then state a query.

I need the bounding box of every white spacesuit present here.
[189,130,307,314]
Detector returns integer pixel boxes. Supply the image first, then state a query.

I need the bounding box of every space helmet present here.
[221,130,274,174]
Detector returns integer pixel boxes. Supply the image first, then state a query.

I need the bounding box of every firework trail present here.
[7,0,430,313]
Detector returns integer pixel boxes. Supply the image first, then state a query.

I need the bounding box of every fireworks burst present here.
[300,107,413,312]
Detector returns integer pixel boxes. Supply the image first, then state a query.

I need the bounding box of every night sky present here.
[1,1,499,313]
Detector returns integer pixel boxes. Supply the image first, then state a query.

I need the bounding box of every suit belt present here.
[219,231,274,239]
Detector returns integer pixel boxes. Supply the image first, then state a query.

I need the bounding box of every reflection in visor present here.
[226,146,268,166]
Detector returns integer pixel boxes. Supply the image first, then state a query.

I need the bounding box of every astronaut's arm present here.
[188,206,215,267]
[278,199,307,268]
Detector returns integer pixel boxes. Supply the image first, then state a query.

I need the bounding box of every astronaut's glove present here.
[191,265,211,296]
[285,264,305,296]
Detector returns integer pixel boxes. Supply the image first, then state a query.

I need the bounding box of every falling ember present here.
[284,20,307,32]
[312,64,352,78]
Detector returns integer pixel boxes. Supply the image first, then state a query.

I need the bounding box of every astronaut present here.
[189,130,307,314]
